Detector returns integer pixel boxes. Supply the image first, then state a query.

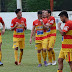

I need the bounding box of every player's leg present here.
[37,50,42,67]
[48,36,56,65]
[13,41,19,65]
[19,40,25,65]
[14,47,18,65]
[57,50,64,72]
[35,43,42,67]
[41,49,44,59]
[0,42,3,66]
[42,39,48,66]
[19,49,23,65]
[57,58,63,72]
[66,52,72,72]
[47,38,52,65]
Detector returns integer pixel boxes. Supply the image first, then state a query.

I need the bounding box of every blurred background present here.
[0,0,72,29]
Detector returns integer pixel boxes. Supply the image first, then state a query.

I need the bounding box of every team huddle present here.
[0,9,72,72]
[30,10,56,67]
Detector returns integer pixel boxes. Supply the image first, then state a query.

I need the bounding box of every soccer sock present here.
[48,51,52,63]
[0,51,2,62]
[37,53,41,64]
[52,49,56,61]
[57,70,62,72]
[42,50,44,59]
[19,51,23,63]
[43,52,47,61]
[14,50,18,62]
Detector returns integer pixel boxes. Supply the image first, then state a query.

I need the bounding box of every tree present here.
[26,0,50,12]
[6,0,17,12]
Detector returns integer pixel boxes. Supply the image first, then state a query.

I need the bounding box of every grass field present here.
[0,30,70,72]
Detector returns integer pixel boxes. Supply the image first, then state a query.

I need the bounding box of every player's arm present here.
[11,23,19,31]
[33,29,36,41]
[11,19,19,31]
[40,19,49,30]
[58,23,66,36]
[30,26,35,44]
[22,19,27,30]
[1,18,5,35]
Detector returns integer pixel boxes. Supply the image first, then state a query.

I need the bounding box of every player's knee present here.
[37,50,41,53]
[58,58,63,64]
[43,49,46,52]
[20,49,23,52]
[15,47,18,50]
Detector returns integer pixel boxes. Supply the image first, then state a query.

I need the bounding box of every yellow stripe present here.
[52,23,56,26]
[50,30,56,33]
[66,30,72,35]
[13,31,24,35]
[62,39,72,44]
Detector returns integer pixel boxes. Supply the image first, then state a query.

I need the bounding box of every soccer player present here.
[11,9,27,65]
[30,10,48,67]
[57,11,72,72]
[42,10,46,19]
[42,9,56,65]
[0,17,5,66]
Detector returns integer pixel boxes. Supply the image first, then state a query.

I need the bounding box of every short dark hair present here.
[37,10,42,15]
[46,9,51,15]
[58,10,68,18]
[15,9,21,14]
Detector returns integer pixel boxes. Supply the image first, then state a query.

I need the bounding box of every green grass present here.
[0,30,70,72]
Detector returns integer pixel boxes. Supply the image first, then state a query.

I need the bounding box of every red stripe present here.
[36,37,42,40]
[42,36,48,39]
[68,52,70,62]
[0,33,1,35]
[13,35,24,38]
[64,35,72,39]
[62,44,72,48]
[50,33,56,36]
[51,26,56,30]
[59,71,62,72]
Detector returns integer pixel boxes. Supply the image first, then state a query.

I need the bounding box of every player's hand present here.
[22,24,25,27]
[40,19,43,25]
[48,48,53,51]
[1,29,5,35]
[21,21,25,27]
[30,38,32,44]
[58,23,61,28]
[15,22,19,28]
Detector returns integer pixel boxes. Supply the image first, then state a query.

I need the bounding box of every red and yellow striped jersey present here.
[11,17,27,41]
[33,19,44,43]
[46,16,56,37]
[0,17,4,36]
[43,16,56,39]
[62,20,72,52]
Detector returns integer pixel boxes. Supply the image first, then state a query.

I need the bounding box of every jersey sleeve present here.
[0,17,4,24]
[11,19,15,28]
[33,21,35,26]
[24,18,27,26]
[62,23,70,33]
[49,17,55,25]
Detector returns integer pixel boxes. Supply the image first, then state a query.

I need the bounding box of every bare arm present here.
[1,23,5,35]
[11,23,19,31]
[30,26,35,44]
